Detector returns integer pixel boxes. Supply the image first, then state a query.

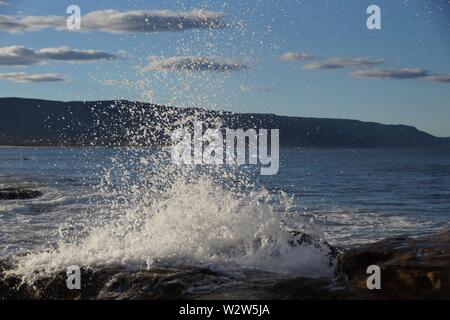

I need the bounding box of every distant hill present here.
[0,97,448,148]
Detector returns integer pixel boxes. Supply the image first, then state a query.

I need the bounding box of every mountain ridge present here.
[0,97,448,148]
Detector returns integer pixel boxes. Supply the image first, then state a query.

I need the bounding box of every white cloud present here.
[144,56,248,72]
[0,46,117,66]
[240,84,271,92]
[0,14,64,33]
[0,9,225,33]
[279,51,448,85]
[351,68,429,80]
[423,74,450,83]
[0,1,9,6]
[304,58,385,70]
[99,79,134,86]
[0,72,68,83]
[279,52,314,61]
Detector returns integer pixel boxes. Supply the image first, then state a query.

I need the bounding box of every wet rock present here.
[0,265,125,300]
[0,188,43,200]
[335,231,450,299]
[288,231,343,267]
[0,263,343,300]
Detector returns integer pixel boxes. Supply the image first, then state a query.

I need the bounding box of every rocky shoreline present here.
[0,231,449,300]
[335,231,450,299]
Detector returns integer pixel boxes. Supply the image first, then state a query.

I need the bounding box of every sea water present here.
[0,146,449,278]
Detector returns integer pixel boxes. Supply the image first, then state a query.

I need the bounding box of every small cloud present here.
[0,14,64,33]
[0,46,118,66]
[99,79,134,86]
[83,9,225,33]
[351,68,429,80]
[0,1,9,6]
[143,56,248,72]
[37,47,117,62]
[0,72,69,83]
[0,9,225,33]
[304,57,385,70]
[279,52,314,62]
[240,84,272,92]
[423,73,450,83]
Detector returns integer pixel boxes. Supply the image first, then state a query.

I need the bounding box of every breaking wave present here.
[11,146,333,280]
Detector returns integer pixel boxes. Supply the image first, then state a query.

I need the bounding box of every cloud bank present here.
[423,74,450,83]
[0,72,68,83]
[0,14,63,33]
[0,9,225,33]
[304,58,384,70]
[280,50,449,85]
[352,68,450,84]
[351,68,430,80]
[144,56,248,72]
[0,46,117,66]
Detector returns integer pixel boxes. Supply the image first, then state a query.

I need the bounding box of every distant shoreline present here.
[1,144,450,150]
[1,97,450,149]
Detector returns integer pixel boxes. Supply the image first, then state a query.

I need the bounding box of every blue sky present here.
[0,0,449,136]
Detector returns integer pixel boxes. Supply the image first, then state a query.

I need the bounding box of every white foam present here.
[12,171,332,279]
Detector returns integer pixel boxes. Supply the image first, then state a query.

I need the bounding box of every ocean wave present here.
[11,172,335,280]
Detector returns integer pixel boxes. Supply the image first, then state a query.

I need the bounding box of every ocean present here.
[0,146,449,278]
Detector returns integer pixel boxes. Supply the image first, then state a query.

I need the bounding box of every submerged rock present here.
[335,231,450,299]
[0,188,43,200]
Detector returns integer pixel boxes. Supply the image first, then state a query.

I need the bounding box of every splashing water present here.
[11,144,332,279]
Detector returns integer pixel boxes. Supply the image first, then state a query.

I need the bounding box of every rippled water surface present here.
[0,147,449,276]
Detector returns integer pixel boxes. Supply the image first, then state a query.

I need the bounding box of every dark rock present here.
[288,231,343,267]
[0,188,43,200]
[0,263,344,300]
[335,231,450,299]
